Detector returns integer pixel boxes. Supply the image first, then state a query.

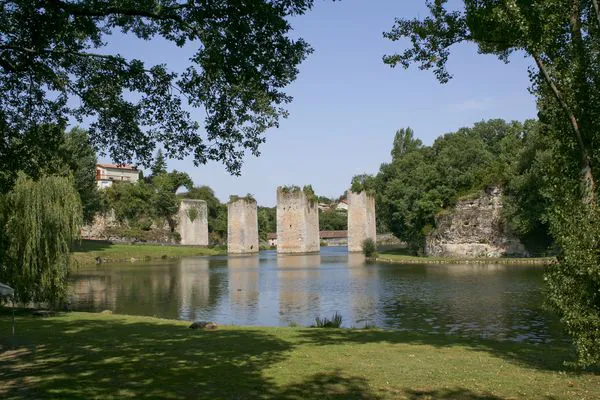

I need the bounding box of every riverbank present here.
[373,249,555,265]
[71,240,224,265]
[1,311,598,399]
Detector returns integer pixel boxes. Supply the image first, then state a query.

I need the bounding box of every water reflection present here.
[227,255,260,324]
[277,254,321,326]
[69,247,561,343]
[347,253,380,327]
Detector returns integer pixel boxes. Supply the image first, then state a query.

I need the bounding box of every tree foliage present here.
[319,209,347,231]
[0,174,82,307]
[1,0,317,174]
[385,1,600,366]
[101,168,193,233]
[391,127,421,160]
[258,206,276,242]
[384,0,600,202]
[0,126,100,222]
[372,120,546,252]
[151,149,168,177]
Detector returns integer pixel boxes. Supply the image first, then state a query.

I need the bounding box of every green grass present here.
[71,240,224,265]
[376,248,555,265]
[1,311,598,399]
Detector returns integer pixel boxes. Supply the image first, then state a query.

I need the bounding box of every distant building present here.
[266,230,348,247]
[317,202,331,211]
[336,199,348,211]
[96,163,139,189]
[267,232,278,247]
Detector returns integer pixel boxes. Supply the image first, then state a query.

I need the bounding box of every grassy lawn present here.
[71,240,224,265]
[1,311,598,399]
[376,248,555,265]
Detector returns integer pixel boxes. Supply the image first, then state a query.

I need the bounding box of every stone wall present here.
[80,210,118,239]
[276,187,320,254]
[227,198,259,254]
[347,190,377,252]
[177,199,209,246]
[425,187,526,258]
[80,210,175,243]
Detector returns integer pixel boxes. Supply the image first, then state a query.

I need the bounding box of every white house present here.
[336,199,348,211]
[96,163,139,189]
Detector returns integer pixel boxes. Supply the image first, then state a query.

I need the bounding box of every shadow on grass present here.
[295,329,596,374]
[402,388,525,400]
[1,312,587,399]
[71,239,113,253]
[0,314,386,399]
[1,316,286,399]
[378,247,414,256]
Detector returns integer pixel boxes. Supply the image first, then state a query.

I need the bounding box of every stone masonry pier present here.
[276,187,320,254]
[347,190,376,252]
[228,197,259,254]
[177,199,209,246]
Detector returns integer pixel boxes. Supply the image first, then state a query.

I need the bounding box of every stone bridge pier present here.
[276,187,320,254]
[178,199,209,246]
[228,197,259,254]
[347,190,376,252]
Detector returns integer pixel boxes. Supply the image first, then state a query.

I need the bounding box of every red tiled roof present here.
[97,163,137,170]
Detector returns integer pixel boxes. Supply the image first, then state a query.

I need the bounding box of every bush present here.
[314,312,343,328]
[362,238,377,257]
[546,203,600,367]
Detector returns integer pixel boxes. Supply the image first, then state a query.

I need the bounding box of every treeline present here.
[356,119,555,255]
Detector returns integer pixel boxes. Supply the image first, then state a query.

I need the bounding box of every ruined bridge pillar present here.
[347,190,376,252]
[276,186,320,254]
[178,199,209,246]
[227,197,259,254]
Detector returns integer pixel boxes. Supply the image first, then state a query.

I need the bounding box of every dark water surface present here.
[69,246,563,343]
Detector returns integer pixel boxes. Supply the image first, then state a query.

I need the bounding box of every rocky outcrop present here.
[425,186,526,258]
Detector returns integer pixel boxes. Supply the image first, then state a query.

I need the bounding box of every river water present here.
[69,246,563,343]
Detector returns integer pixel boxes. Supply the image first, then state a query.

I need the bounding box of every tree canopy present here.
[0,125,100,222]
[371,120,550,253]
[0,174,82,306]
[384,0,600,203]
[1,0,318,174]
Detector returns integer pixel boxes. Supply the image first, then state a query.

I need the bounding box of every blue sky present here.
[97,0,537,206]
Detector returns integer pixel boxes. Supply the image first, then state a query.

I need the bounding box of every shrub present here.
[362,238,377,257]
[314,312,343,328]
[546,203,600,367]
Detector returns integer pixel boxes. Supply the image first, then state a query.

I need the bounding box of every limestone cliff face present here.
[425,187,526,258]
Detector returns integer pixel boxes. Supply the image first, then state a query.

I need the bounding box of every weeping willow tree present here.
[0,174,82,307]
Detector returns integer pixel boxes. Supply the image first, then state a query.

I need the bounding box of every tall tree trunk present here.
[533,54,596,204]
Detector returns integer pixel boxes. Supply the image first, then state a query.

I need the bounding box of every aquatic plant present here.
[362,238,377,257]
[314,312,343,328]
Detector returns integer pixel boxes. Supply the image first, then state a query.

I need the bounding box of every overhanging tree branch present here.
[46,0,203,37]
[533,53,595,201]
[0,45,126,62]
